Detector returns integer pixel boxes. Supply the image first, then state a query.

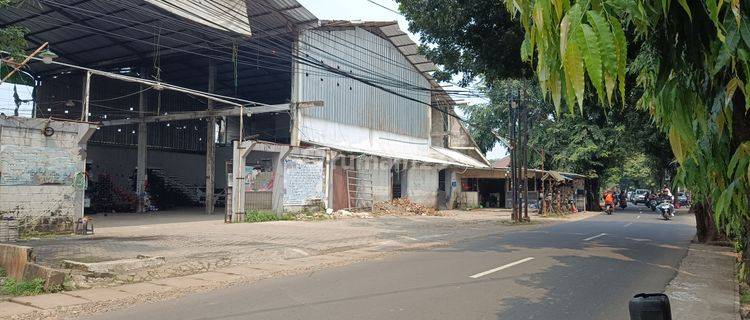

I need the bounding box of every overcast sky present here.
[1,0,506,159]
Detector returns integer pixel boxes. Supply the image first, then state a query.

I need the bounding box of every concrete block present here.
[0,243,33,280]
[150,276,211,288]
[117,282,174,295]
[63,256,166,274]
[0,301,40,317]
[187,272,242,283]
[10,293,89,310]
[22,263,66,291]
[63,288,134,302]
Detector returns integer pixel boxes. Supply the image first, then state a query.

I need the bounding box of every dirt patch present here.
[373,198,449,216]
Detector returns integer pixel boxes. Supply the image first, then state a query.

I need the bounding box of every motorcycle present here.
[619,197,627,209]
[648,197,658,211]
[656,199,675,220]
[604,203,614,215]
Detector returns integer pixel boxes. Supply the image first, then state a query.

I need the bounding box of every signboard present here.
[282,156,324,205]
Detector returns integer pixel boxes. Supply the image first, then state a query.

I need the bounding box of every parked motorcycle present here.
[657,199,675,220]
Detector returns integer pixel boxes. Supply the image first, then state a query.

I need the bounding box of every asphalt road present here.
[86,204,696,320]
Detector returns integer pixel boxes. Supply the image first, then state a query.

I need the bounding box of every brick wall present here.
[0,117,96,231]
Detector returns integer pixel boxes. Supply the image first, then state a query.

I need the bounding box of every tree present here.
[463,79,636,210]
[397,0,527,85]
[502,2,745,254]
[0,0,28,83]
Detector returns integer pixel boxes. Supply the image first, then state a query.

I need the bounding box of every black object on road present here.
[629,293,672,320]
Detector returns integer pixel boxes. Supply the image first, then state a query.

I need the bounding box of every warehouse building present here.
[0,0,490,227]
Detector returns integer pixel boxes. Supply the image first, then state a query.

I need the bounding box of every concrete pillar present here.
[206,60,217,215]
[136,67,148,213]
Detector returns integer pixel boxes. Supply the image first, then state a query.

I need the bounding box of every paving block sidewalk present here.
[665,243,739,320]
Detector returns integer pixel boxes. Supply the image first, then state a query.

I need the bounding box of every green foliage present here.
[396,0,528,84]
[504,0,750,248]
[0,0,29,84]
[1,278,45,296]
[462,79,635,182]
[244,210,294,223]
[0,266,6,278]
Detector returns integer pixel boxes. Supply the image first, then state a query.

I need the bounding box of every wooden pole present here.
[80,71,91,122]
[136,67,148,213]
[205,60,217,215]
[1,42,47,84]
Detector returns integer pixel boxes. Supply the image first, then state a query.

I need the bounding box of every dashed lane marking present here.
[469,257,535,279]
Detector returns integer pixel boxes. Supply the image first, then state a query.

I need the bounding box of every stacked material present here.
[0,217,19,243]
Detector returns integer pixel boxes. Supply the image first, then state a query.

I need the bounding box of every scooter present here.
[657,199,675,220]
[604,203,614,215]
[648,197,658,211]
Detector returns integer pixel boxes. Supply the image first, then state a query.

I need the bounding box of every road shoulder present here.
[664,242,739,320]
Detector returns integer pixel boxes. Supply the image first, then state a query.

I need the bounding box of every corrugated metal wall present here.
[296,28,430,138]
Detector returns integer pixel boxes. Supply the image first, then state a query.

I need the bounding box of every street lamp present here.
[39,49,58,64]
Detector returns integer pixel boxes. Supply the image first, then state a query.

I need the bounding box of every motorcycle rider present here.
[619,190,628,209]
[603,190,615,214]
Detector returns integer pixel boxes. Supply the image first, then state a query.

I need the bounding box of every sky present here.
[0,0,507,160]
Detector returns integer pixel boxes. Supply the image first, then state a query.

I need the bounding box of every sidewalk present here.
[665,242,739,320]
[0,209,594,319]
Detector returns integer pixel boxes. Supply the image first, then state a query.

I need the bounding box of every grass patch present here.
[742,291,750,305]
[244,210,294,223]
[1,278,45,296]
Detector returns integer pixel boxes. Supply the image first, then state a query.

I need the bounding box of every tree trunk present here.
[585,178,601,211]
[692,201,725,243]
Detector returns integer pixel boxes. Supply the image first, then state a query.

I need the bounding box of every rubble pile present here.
[373,198,441,216]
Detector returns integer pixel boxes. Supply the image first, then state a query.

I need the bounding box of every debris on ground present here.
[373,198,445,216]
[332,210,372,219]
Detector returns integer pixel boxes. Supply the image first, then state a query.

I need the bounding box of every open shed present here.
[0,0,318,216]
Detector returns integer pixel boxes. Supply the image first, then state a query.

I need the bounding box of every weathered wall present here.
[352,157,441,208]
[0,117,96,231]
[404,164,440,207]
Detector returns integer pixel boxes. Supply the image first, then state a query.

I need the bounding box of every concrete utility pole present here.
[509,95,518,222]
[205,60,217,215]
[136,67,148,213]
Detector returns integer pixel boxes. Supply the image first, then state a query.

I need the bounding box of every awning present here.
[543,171,568,182]
[304,141,489,168]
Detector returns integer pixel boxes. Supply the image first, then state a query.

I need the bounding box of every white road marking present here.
[583,233,607,241]
[624,222,634,227]
[637,215,641,219]
[469,257,535,279]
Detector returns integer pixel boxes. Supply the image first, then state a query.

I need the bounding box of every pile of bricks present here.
[0,217,19,243]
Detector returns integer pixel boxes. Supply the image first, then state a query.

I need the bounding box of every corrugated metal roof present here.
[0,0,318,77]
[144,0,252,36]
[315,20,487,165]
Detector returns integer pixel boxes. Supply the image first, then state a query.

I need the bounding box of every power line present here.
[364,0,402,15]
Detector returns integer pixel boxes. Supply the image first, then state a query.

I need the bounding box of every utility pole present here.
[509,93,518,222]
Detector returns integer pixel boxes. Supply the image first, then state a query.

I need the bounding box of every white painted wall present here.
[299,116,431,157]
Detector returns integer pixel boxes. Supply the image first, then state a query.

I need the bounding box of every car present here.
[633,189,650,205]
[676,192,688,206]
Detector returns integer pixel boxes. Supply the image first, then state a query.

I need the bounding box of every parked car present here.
[633,189,650,205]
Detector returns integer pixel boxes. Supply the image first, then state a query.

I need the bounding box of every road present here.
[85,205,696,320]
